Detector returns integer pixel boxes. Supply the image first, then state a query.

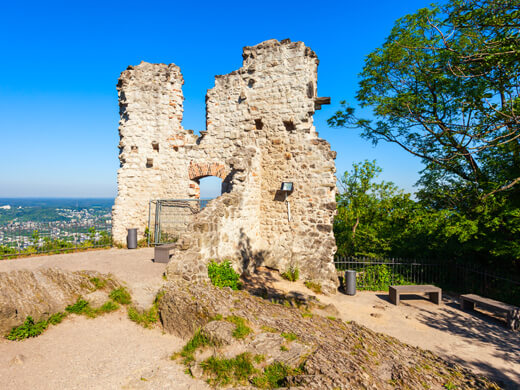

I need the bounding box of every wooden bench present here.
[389,285,442,306]
[154,243,176,263]
[460,294,520,331]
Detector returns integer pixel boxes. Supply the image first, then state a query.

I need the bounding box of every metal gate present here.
[147,199,210,245]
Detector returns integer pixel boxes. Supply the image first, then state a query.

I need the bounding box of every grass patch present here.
[281,332,298,342]
[66,298,90,314]
[200,353,257,386]
[281,266,299,282]
[127,290,163,328]
[127,306,158,328]
[251,361,301,389]
[174,328,213,365]
[254,354,266,364]
[301,311,313,318]
[207,260,242,290]
[304,281,322,294]
[48,312,67,325]
[225,315,252,339]
[66,297,120,318]
[109,287,132,305]
[98,300,119,313]
[89,277,106,290]
[261,325,278,333]
[280,345,288,351]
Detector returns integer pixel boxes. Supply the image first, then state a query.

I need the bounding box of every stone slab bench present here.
[389,285,442,306]
[460,293,520,331]
[154,243,176,263]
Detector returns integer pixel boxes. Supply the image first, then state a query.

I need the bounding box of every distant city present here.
[0,198,113,252]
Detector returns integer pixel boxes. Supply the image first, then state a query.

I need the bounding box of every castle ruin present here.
[112,39,339,293]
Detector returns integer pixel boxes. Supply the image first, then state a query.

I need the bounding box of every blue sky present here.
[0,0,437,198]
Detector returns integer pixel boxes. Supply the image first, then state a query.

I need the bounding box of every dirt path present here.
[270,276,520,389]
[0,248,210,389]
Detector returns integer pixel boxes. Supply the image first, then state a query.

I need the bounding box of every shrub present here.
[6,316,48,340]
[358,264,409,291]
[281,266,299,282]
[207,260,242,290]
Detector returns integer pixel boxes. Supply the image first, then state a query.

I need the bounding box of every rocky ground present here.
[0,249,513,389]
[159,279,500,390]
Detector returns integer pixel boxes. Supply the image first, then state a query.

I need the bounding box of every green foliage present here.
[98,300,119,313]
[6,316,48,340]
[109,287,132,305]
[127,290,162,328]
[225,315,252,339]
[281,266,299,282]
[66,298,90,314]
[207,260,242,290]
[329,0,520,270]
[175,329,213,365]
[47,312,67,325]
[89,277,106,290]
[304,281,322,294]
[251,361,301,389]
[127,306,159,328]
[200,353,257,386]
[357,264,409,291]
[281,332,298,342]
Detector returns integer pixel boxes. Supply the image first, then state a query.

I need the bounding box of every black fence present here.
[0,220,112,259]
[334,256,520,306]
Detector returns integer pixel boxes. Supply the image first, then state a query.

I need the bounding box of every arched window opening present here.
[199,176,223,199]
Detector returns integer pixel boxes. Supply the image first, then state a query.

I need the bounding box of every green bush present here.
[281,266,299,282]
[357,264,409,291]
[6,316,48,340]
[207,260,242,290]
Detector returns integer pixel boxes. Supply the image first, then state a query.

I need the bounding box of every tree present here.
[328,0,520,201]
[334,161,478,259]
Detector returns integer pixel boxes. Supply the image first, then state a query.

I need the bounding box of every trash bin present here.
[345,270,356,296]
[127,228,138,249]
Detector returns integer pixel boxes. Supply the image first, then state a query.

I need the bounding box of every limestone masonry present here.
[112,39,339,293]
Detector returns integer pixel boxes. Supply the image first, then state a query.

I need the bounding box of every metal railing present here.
[334,256,520,306]
[148,199,212,246]
[0,219,112,259]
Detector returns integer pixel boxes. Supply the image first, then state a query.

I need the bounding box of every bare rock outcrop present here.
[0,268,120,334]
[159,280,500,389]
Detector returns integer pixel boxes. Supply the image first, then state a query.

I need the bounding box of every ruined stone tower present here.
[113,39,339,293]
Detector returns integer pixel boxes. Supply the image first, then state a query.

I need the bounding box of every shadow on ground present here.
[415,296,520,388]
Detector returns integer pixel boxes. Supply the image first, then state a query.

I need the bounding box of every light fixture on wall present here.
[280,182,294,193]
[280,182,293,222]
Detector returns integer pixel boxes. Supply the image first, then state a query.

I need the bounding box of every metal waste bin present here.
[127,228,138,249]
[345,270,356,295]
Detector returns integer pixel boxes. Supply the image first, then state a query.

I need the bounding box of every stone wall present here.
[112,39,339,293]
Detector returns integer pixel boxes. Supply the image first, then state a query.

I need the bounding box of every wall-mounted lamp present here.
[280,182,294,193]
[280,182,293,222]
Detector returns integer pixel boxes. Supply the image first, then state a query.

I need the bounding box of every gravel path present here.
[0,249,209,390]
